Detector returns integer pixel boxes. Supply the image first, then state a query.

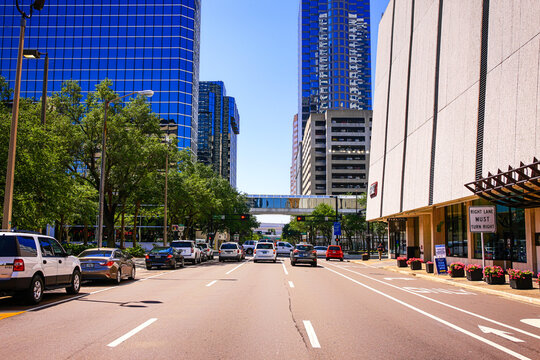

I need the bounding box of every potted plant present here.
[425,261,434,273]
[362,253,370,261]
[448,262,465,277]
[507,269,533,289]
[396,256,407,267]
[465,264,483,281]
[407,257,423,270]
[483,266,505,285]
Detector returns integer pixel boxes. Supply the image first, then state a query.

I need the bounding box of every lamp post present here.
[2,0,46,230]
[97,90,154,248]
[22,49,48,125]
[163,134,171,246]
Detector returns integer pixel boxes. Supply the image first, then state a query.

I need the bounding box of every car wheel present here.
[340,258,344,262]
[311,262,317,267]
[66,269,81,295]
[129,266,136,279]
[114,269,122,285]
[291,261,296,266]
[254,259,258,263]
[219,258,223,262]
[25,275,44,305]
[146,265,152,270]
[273,259,276,263]
[326,258,329,261]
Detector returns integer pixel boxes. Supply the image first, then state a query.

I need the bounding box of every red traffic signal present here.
[296,216,305,222]
[240,214,249,220]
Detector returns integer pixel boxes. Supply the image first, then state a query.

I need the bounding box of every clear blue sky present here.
[199,0,390,222]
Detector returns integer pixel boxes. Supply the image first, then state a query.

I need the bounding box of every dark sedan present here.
[290,243,317,267]
[145,247,184,270]
[79,248,136,284]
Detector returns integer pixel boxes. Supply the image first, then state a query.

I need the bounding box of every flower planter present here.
[466,268,483,281]
[509,276,533,290]
[409,261,422,270]
[397,259,407,267]
[426,263,434,273]
[362,254,369,261]
[449,268,464,278]
[485,274,505,285]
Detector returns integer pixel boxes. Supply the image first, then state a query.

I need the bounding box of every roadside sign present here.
[333,222,341,236]
[434,244,447,274]
[469,206,496,233]
[233,233,239,241]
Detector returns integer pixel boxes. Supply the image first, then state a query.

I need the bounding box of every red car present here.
[326,245,344,261]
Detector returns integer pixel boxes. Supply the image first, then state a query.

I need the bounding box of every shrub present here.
[397,256,407,261]
[124,245,146,258]
[507,268,534,280]
[465,264,482,273]
[62,243,94,256]
[448,262,465,275]
[406,258,423,265]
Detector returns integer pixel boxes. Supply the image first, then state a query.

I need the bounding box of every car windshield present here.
[328,246,341,251]
[314,246,327,250]
[296,245,313,251]
[79,250,113,258]
[221,243,238,249]
[256,243,273,249]
[171,241,192,248]
[150,247,172,254]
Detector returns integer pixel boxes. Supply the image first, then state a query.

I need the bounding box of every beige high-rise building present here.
[301,109,372,196]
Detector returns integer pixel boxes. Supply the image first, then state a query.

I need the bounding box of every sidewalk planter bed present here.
[483,266,505,285]
[407,258,423,271]
[507,269,533,290]
[362,253,370,261]
[396,256,407,267]
[425,261,434,273]
[465,264,483,281]
[448,262,465,278]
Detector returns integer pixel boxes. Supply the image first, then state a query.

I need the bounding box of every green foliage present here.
[62,243,94,257]
[124,245,146,258]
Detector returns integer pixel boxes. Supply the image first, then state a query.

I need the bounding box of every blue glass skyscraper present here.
[0,0,200,155]
[198,81,239,188]
[299,0,372,136]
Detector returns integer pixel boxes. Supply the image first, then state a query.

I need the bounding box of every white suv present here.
[0,231,81,304]
[171,240,201,264]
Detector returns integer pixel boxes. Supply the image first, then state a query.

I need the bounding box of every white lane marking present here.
[520,319,540,329]
[140,271,174,281]
[288,281,295,288]
[303,320,321,348]
[226,260,249,275]
[281,261,289,275]
[90,287,116,295]
[403,287,476,295]
[384,277,416,281]
[325,266,530,360]
[28,294,87,312]
[107,318,157,348]
[326,263,540,341]
[206,280,217,287]
[479,326,524,343]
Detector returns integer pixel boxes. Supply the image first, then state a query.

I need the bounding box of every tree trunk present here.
[133,200,140,247]
[120,203,125,249]
[83,222,88,246]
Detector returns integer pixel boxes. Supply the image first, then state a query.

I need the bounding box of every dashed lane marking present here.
[225,260,249,275]
[107,318,157,348]
[206,280,217,287]
[303,320,321,348]
[281,261,289,275]
[288,281,295,288]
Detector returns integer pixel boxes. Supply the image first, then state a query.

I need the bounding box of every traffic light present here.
[296,215,305,222]
[207,233,214,241]
[240,214,249,220]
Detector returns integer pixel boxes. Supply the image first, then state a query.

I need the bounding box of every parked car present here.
[290,243,317,267]
[326,245,344,261]
[276,241,294,255]
[253,242,277,263]
[197,242,214,260]
[79,248,136,283]
[197,244,208,262]
[242,240,258,255]
[0,231,81,304]
[219,242,243,262]
[314,246,328,257]
[145,247,184,269]
[171,240,201,264]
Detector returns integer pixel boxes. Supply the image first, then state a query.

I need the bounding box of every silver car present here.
[79,248,135,284]
[219,242,242,262]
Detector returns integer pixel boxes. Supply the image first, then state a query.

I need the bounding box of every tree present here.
[311,203,335,244]
[282,223,302,243]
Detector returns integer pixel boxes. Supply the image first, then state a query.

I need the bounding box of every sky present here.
[199,0,391,223]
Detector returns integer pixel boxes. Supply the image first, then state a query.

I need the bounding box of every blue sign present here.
[435,258,448,274]
[333,222,341,236]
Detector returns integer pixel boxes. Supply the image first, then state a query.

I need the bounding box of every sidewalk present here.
[350,259,540,306]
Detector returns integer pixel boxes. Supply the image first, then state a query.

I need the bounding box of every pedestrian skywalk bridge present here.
[246,195,362,215]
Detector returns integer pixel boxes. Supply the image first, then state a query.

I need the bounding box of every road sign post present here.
[469,205,497,269]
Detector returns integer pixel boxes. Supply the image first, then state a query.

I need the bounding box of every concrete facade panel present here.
[371,70,390,164]
[518,0,540,50]
[381,145,404,216]
[412,0,437,30]
[402,121,432,210]
[391,0,413,63]
[366,160,383,219]
[386,51,409,151]
[374,0,395,89]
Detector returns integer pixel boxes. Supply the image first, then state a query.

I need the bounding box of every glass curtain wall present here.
[445,204,468,257]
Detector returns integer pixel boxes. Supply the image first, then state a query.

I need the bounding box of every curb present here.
[350,260,540,306]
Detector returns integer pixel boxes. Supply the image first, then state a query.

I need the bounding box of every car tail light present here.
[191,247,194,254]
[293,250,299,254]
[13,259,24,271]
[167,254,173,259]
[312,250,316,255]
[254,249,257,254]
[145,255,149,259]
[219,250,221,254]
[273,249,276,254]
[99,261,115,267]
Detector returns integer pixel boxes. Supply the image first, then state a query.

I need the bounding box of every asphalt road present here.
[1,257,539,359]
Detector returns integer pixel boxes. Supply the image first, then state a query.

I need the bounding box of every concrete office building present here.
[302,109,371,196]
[367,0,540,274]
[0,0,200,155]
[291,114,300,195]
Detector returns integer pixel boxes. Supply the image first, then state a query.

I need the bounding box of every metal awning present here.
[464,158,540,208]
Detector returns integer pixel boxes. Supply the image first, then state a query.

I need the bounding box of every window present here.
[445,204,467,257]
[38,238,55,257]
[17,236,38,257]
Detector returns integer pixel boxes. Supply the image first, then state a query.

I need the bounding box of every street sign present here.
[333,222,341,236]
[434,244,447,274]
[233,233,239,241]
[469,206,496,233]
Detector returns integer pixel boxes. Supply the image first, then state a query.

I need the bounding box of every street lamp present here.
[97,90,154,248]
[2,0,46,230]
[23,49,48,125]
[163,134,172,246]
